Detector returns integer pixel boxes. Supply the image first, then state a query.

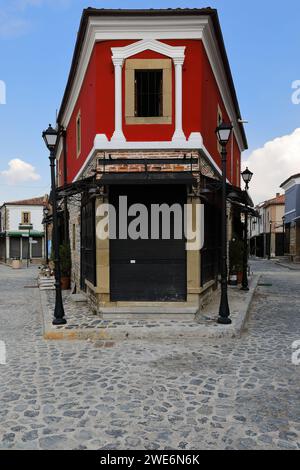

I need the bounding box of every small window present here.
[135,70,163,118]
[76,112,81,157]
[22,212,31,225]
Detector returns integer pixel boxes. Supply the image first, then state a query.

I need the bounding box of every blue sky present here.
[0,0,299,204]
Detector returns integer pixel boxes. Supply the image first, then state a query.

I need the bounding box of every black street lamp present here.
[240,167,254,291]
[43,207,49,265]
[268,220,272,260]
[282,215,286,255]
[241,167,253,190]
[216,122,233,325]
[42,124,66,325]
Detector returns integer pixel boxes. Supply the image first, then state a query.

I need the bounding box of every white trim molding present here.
[59,15,246,153]
[111,39,185,61]
[111,39,186,145]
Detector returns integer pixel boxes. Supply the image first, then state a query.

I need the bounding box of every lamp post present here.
[216,122,233,325]
[42,124,66,325]
[240,167,253,291]
[252,218,257,256]
[282,215,286,255]
[268,220,272,260]
[43,207,49,265]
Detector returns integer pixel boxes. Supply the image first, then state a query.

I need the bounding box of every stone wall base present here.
[82,279,218,317]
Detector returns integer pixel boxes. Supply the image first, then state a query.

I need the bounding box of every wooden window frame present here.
[21,211,31,225]
[76,111,81,158]
[125,58,172,125]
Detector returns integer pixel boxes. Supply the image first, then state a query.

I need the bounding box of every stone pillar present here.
[111,58,126,142]
[187,196,201,297]
[96,197,110,303]
[172,58,186,142]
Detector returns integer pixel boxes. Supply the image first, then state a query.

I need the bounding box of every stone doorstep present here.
[70,293,87,303]
[40,274,261,341]
[101,306,198,319]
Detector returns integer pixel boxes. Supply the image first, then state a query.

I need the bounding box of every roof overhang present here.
[7,231,44,238]
[280,174,300,191]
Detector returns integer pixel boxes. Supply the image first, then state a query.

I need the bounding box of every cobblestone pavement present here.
[0,260,299,450]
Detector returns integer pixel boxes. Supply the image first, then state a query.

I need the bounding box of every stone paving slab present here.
[40,275,261,341]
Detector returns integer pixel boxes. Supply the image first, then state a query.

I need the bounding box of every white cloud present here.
[0,0,71,39]
[1,159,41,184]
[243,128,300,205]
[0,11,29,39]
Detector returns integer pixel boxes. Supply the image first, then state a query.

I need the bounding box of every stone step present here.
[100,306,198,320]
[70,294,87,303]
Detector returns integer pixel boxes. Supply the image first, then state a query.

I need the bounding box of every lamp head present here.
[42,124,59,151]
[215,122,233,146]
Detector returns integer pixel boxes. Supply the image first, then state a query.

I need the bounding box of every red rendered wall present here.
[200,43,241,187]
[64,39,241,185]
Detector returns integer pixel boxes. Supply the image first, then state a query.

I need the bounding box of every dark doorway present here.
[110,185,187,302]
[275,233,284,257]
[266,233,271,258]
[80,198,96,290]
[32,238,43,258]
[22,237,29,261]
[201,201,221,286]
[256,234,264,258]
[10,238,21,259]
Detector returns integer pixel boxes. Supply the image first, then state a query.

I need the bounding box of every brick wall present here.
[94,150,218,180]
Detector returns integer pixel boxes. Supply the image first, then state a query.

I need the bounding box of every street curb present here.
[275,261,300,271]
[40,275,261,341]
[237,274,262,333]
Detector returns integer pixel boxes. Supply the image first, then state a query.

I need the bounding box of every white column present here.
[172,57,186,142]
[111,57,126,142]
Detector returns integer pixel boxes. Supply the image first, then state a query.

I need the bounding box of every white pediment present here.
[111,39,185,62]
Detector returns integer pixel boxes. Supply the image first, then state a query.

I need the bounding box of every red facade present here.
[60,29,246,184]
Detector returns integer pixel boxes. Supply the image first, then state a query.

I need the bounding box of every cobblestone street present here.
[0,260,299,450]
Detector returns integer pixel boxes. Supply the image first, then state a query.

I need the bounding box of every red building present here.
[54,8,247,315]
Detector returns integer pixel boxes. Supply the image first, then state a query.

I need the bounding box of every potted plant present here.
[59,242,71,290]
[229,238,244,285]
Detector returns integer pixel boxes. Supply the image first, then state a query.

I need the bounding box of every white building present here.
[0,197,46,265]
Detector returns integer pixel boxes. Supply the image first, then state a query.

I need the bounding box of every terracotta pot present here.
[61,276,71,290]
[11,259,22,270]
